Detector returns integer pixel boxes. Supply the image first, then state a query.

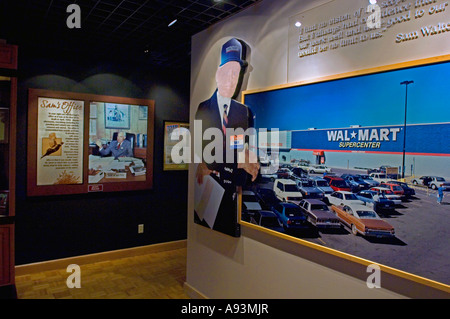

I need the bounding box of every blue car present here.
[341,174,370,192]
[356,190,395,212]
[272,202,309,230]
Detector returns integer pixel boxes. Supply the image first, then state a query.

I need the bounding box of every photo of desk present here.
[88,155,146,184]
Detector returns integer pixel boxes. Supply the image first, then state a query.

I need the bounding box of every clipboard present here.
[194,175,225,228]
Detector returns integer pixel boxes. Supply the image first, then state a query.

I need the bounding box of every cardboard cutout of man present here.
[195,38,259,237]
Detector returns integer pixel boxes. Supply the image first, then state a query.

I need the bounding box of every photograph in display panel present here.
[241,58,450,288]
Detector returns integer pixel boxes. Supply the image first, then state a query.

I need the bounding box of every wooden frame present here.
[240,55,450,294]
[27,89,155,196]
[163,121,189,171]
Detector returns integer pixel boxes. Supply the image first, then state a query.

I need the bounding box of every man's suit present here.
[100,139,133,159]
[195,90,254,237]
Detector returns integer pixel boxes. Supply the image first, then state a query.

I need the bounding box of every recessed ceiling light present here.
[168,19,177,27]
[295,21,302,27]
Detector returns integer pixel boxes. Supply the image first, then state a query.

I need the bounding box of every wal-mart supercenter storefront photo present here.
[187,36,449,289]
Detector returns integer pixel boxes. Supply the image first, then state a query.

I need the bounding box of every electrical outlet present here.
[138,224,144,234]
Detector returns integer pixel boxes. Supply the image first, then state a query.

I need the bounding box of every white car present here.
[273,179,303,205]
[324,191,365,206]
[369,173,389,184]
[308,165,331,174]
[369,187,402,205]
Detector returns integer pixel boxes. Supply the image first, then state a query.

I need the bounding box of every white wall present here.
[187,0,449,299]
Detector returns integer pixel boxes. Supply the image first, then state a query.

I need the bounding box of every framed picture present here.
[163,121,189,171]
[0,107,9,143]
[240,56,450,292]
[0,190,9,210]
[104,103,130,129]
[27,89,155,196]
[139,105,148,120]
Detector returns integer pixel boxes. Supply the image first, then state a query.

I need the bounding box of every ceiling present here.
[2,0,261,69]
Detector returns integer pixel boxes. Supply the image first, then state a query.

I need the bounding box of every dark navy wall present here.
[14,48,190,264]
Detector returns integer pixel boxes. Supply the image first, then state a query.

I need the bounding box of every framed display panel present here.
[27,89,154,196]
[163,121,189,171]
[240,55,450,293]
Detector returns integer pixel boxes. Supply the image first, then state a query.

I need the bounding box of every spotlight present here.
[168,19,177,27]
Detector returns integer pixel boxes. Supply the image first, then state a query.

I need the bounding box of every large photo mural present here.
[242,59,449,286]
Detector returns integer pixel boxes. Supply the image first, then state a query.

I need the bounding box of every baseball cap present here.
[219,38,248,67]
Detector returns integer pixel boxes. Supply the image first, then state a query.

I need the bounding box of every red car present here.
[323,176,352,192]
[380,182,405,197]
[276,168,292,179]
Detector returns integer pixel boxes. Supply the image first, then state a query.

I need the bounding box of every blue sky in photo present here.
[244,61,450,131]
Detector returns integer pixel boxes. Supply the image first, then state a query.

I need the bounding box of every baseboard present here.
[183,282,208,299]
[15,239,187,276]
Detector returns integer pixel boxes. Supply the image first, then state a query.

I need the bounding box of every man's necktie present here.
[222,104,228,135]
[117,143,121,150]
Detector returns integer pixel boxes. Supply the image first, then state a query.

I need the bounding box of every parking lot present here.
[248,167,450,285]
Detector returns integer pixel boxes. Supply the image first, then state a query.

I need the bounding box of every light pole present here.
[400,80,414,179]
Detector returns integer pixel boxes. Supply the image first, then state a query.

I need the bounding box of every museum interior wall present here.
[187,0,449,298]
[13,46,190,265]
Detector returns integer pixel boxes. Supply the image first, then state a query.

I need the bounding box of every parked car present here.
[369,187,402,205]
[341,174,370,191]
[411,176,432,187]
[412,176,450,190]
[369,173,390,184]
[356,190,396,212]
[276,167,293,179]
[380,182,405,198]
[295,178,324,199]
[331,204,395,237]
[260,172,278,182]
[310,176,334,195]
[255,187,281,210]
[272,202,309,231]
[291,167,308,179]
[250,210,284,233]
[308,164,331,174]
[242,190,263,212]
[387,181,415,197]
[356,174,380,187]
[273,179,303,205]
[324,191,365,206]
[428,177,450,190]
[323,176,352,192]
[298,199,340,229]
